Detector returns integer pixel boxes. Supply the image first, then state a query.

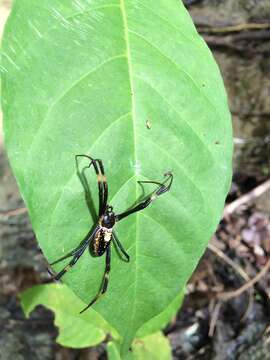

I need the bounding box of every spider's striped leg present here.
[112,232,130,262]
[53,248,86,281]
[75,155,108,216]
[50,227,96,266]
[94,159,108,215]
[115,172,173,222]
[80,245,111,313]
[51,228,99,280]
[50,249,77,266]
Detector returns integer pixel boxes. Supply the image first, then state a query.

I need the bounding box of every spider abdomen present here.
[92,228,112,257]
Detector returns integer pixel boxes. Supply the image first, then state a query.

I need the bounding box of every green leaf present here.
[108,332,172,360]
[132,332,171,360]
[136,289,184,338]
[21,284,116,348]
[2,0,232,353]
[107,341,122,360]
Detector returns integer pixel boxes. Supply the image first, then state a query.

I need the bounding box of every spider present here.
[50,154,173,313]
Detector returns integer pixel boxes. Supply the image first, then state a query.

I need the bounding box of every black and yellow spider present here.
[50,155,173,313]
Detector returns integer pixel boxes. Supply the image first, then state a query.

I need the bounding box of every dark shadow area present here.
[112,232,130,263]
[75,156,98,223]
[119,175,167,214]
[75,157,100,257]
[46,159,100,273]
[116,173,172,219]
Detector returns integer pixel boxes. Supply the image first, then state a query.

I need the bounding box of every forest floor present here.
[1,1,270,359]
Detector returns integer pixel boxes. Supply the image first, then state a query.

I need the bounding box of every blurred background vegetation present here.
[1,0,270,359]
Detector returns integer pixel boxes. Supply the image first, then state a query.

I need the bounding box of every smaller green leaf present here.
[108,332,172,360]
[107,341,122,360]
[20,284,117,348]
[132,332,171,360]
[136,290,184,338]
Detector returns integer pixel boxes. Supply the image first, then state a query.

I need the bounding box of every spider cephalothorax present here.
[101,205,116,229]
[50,155,173,313]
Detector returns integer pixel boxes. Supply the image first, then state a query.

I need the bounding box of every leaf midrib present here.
[119,0,139,343]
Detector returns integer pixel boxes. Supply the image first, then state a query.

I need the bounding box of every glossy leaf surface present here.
[136,290,184,338]
[2,0,232,351]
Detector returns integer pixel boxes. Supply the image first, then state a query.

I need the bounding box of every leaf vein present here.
[134,75,214,158]
[137,1,197,45]
[27,54,126,158]
[66,4,120,20]
[138,133,207,206]
[119,0,139,345]
[129,29,220,122]
[140,212,180,247]
[110,174,136,205]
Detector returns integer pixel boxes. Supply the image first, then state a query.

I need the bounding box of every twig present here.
[0,207,27,217]
[207,179,270,329]
[207,242,255,333]
[208,243,250,282]
[240,291,254,323]
[198,22,270,34]
[208,244,254,328]
[203,31,270,55]
[208,301,221,337]
[218,257,270,301]
[224,178,270,217]
[231,111,270,118]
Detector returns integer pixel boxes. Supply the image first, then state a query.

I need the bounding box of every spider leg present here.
[137,180,164,187]
[50,249,77,266]
[75,155,108,216]
[115,172,173,222]
[51,228,99,280]
[80,245,111,313]
[95,159,108,215]
[50,236,89,266]
[112,232,130,262]
[53,247,86,281]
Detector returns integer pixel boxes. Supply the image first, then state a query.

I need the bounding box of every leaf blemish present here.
[130,160,141,173]
[146,119,152,129]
